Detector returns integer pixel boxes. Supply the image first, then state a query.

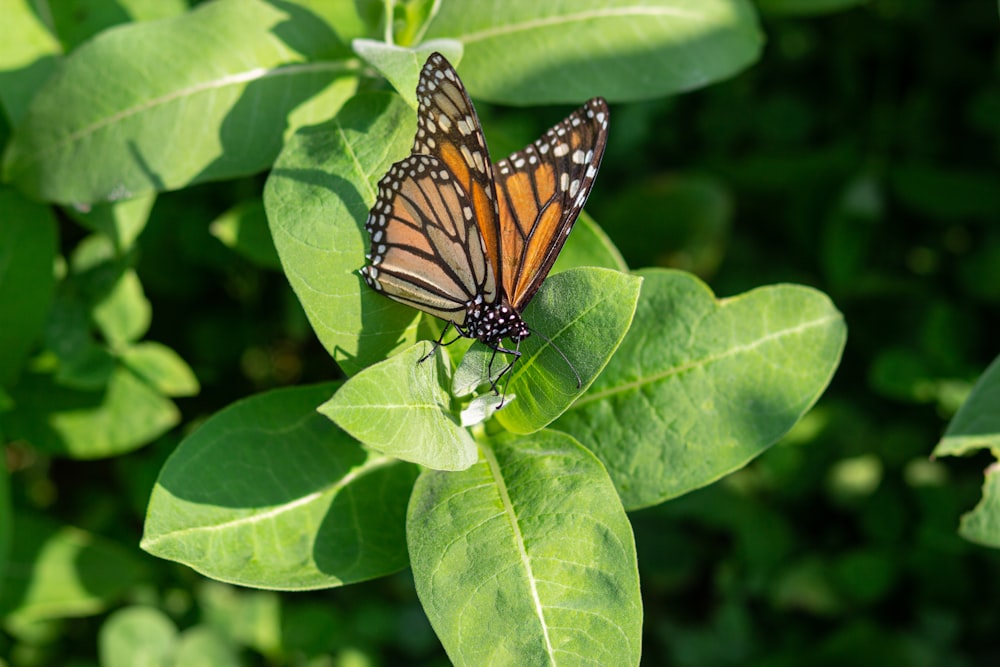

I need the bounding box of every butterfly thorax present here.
[463,295,530,346]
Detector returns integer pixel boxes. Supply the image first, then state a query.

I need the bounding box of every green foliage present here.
[2,1,998,666]
[408,431,642,666]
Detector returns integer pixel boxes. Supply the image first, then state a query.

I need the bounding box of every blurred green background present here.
[4,1,1000,665]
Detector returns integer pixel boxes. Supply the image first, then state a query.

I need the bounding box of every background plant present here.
[1,0,999,666]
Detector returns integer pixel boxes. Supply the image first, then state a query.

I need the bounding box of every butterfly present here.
[361,52,608,393]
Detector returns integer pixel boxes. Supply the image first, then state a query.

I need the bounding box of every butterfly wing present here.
[362,53,501,330]
[492,98,609,310]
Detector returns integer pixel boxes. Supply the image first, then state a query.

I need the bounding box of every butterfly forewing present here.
[493,98,610,309]
[362,53,501,328]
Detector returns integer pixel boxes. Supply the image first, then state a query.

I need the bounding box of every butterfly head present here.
[465,296,530,347]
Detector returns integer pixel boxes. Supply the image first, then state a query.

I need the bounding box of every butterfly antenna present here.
[530,328,582,388]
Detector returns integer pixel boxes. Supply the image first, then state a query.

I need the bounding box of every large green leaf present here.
[491,268,641,434]
[555,269,846,509]
[408,430,642,666]
[319,343,479,471]
[422,0,763,104]
[265,92,420,375]
[0,188,57,387]
[933,354,1000,549]
[142,383,418,590]
[0,513,147,623]
[3,0,354,204]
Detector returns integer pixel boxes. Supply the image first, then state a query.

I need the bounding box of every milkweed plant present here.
[0,2,871,665]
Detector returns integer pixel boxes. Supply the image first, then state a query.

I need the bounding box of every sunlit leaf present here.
[423,0,763,104]
[408,430,642,666]
[555,269,846,509]
[319,343,479,471]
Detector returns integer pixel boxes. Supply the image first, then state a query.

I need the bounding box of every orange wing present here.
[492,98,609,310]
[362,53,501,328]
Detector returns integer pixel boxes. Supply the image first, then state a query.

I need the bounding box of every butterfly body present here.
[361,52,607,385]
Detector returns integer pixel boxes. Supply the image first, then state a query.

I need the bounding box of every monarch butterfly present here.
[361,52,608,394]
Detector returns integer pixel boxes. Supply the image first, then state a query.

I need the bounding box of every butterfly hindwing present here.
[493,98,610,310]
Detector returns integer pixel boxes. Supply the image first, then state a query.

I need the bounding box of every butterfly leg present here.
[418,323,470,363]
[488,340,522,407]
[419,323,451,363]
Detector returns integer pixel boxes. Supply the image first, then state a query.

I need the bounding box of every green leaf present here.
[92,269,152,349]
[0,188,58,387]
[67,193,156,252]
[141,383,417,589]
[550,212,629,274]
[408,430,642,666]
[554,269,847,509]
[208,198,282,270]
[3,0,354,204]
[423,0,763,104]
[319,343,479,471]
[50,0,189,51]
[4,364,179,459]
[198,582,282,656]
[353,38,464,108]
[493,268,642,434]
[933,354,1000,549]
[120,341,199,397]
[0,0,62,124]
[98,606,178,667]
[935,355,1000,458]
[174,626,242,667]
[0,513,147,623]
[265,92,421,375]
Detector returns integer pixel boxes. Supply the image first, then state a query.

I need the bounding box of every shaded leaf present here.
[0,513,147,623]
[67,193,156,252]
[120,341,199,397]
[319,343,479,471]
[408,430,642,666]
[142,383,417,589]
[555,269,846,509]
[0,188,57,387]
[50,0,188,51]
[209,198,282,270]
[4,364,179,459]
